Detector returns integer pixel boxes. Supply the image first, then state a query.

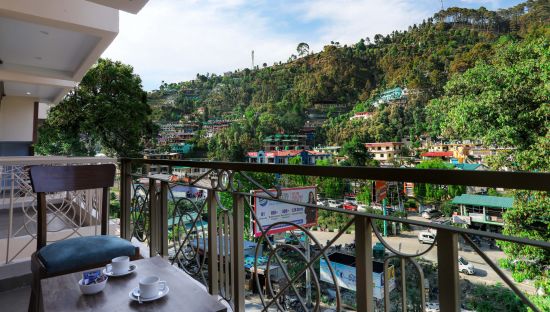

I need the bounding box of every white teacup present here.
[106,256,130,275]
[139,276,167,299]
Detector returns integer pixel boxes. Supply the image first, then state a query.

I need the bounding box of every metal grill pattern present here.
[0,157,116,265]
[121,159,550,312]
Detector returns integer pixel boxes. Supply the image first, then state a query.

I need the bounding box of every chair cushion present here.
[38,236,135,274]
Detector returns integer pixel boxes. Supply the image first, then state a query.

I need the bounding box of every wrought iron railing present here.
[120,158,550,312]
[0,157,116,265]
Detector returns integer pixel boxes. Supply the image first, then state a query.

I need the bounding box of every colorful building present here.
[246,150,331,165]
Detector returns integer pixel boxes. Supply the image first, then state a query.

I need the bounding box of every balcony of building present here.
[0,157,548,311]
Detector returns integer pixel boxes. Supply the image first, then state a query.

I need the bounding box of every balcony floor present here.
[0,286,30,312]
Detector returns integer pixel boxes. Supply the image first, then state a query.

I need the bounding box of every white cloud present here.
[299,0,431,45]
[103,0,432,90]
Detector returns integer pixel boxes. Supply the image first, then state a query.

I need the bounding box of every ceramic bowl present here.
[78,275,108,295]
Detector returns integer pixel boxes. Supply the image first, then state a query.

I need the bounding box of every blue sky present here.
[102,0,525,91]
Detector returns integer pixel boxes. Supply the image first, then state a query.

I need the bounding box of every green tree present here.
[427,36,549,167]
[499,190,550,300]
[414,159,466,203]
[340,136,373,166]
[356,182,372,205]
[36,59,154,157]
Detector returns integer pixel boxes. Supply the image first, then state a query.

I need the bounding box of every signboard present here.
[319,257,396,299]
[252,186,317,237]
[372,180,388,203]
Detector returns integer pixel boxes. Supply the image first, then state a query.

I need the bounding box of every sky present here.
[102,0,525,91]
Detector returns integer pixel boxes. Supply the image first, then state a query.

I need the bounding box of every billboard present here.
[319,254,396,299]
[252,186,317,237]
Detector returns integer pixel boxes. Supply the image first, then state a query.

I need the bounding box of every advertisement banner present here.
[253,186,317,237]
[319,259,396,299]
[373,180,388,203]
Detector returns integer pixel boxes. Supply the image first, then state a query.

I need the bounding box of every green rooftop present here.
[452,194,514,209]
[454,163,483,170]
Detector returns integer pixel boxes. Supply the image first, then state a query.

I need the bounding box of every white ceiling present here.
[0,16,100,75]
[86,0,149,14]
[0,0,146,104]
[3,81,64,102]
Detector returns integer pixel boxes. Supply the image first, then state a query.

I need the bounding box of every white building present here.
[0,0,148,156]
[364,142,404,164]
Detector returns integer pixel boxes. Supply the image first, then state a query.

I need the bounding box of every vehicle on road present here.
[343,195,357,205]
[357,204,368,212]
[458,256,475,275]
[422,209,442,219]
[343,202,357,211]
[418,231,436,244]
[327,199,343,208]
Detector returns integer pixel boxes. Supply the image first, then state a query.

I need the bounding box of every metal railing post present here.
[355,215,374,312]
[159,181,169,257]
[231,194,245,312]
[119,159,132,240]
[437,229,460,312]
[149,178,159,256]
[207,189,219,295]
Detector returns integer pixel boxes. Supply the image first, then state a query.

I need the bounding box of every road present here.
[308,217,537,295]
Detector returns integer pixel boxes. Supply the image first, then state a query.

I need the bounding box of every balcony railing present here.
[0,157,116,265]
[119,158,550,312]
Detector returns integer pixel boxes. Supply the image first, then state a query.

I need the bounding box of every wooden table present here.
[41,256,227,312]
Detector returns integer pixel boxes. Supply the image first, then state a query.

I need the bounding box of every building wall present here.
[0,96,35,142]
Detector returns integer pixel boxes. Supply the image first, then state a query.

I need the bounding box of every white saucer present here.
[103,264,137,277]
[129,286,169,302]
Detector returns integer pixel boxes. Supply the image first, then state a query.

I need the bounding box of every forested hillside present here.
[148,0,549,167]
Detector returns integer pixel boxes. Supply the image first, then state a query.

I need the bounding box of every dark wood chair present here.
[28,164,140,312]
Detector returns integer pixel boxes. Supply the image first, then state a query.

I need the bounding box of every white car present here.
[418,231,436,244]
[458,256,475,275]
[327,200,343,208]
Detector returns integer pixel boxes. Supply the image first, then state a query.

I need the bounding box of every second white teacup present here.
[139,276,167,299]
[107,256,130,275]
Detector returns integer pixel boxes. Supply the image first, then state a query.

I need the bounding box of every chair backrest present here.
[29,164,116,249]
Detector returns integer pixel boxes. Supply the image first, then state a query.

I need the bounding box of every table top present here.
[41,256,227,312]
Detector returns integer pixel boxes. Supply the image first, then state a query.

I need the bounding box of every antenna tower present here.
[251,50,255,69]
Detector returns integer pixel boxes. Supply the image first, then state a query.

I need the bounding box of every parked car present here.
[342,202,357,211]
[422,209,442,219]
[356,204,368,212]
[343,196,357,205]
[458,256,475,275]
[327,200,343,208]
[418,231,436,244]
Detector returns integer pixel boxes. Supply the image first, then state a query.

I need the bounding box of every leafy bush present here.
[463,283,527,312]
